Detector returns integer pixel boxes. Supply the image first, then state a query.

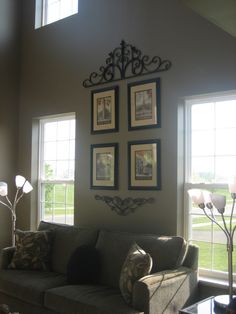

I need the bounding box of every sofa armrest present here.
[0,247,15,269]
[182,244,199,270]
[132,266,198,314]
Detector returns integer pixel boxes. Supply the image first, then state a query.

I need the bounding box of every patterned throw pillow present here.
[8,229,53,271]
[119,243,152,304]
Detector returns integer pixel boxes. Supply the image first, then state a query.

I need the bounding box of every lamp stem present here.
[228,237,233,302]
[11,214,16,247]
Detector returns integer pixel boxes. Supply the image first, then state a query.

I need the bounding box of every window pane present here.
[191,103,214,130]
[193,241,212,270]
[43,161,56,179]
[56,161,69,179]
[41,183,74,225]
[44,142,56,160]
[192,157,214,183]
[215,100,236,128]
[70,120,76,139]
[69,140,75,159]
[57,120,70,140]
[192,130,214,157]
[46,0,61,24]
[192,215,212,243]
[44,0,78,26]
[212,243,236,273]
[190,100,236,183]
[44,122,57,141]
[57,141,69,160]
[215,156,236,183]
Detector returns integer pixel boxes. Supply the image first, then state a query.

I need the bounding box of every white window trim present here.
[38,113,75,224]
[184,90,236,281]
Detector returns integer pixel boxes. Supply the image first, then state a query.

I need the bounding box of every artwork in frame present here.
[91,143,118,189]
[91,86,119,134]
[128,139,161,190]
[128,78,160,130]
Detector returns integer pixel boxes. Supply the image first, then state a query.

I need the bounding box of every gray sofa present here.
[0,221,198,314]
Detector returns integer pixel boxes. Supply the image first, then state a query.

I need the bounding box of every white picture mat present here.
[131,143,157,187]
[131,82,157,127]
[93,146,115,186]
[93,90,115,131]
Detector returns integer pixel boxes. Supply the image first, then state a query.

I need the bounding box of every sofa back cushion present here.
[95,230,187,288]
[38,221,98,274]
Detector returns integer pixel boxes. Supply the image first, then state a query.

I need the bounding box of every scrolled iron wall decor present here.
[95,194,155,216]
[83,40,172,88]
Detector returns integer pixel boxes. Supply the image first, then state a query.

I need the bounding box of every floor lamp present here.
[0,175,33,246]
[188,179,236,309]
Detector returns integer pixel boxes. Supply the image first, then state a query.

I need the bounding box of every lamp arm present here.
[232,225,236,239]
[203,208,230,240]
[229,198,236,234]
[5,196,12,207]
[209,207,217,222]
[15,190,24,206]
[13,189,20,209]
[220,213,231,238]
[0,199,12,211]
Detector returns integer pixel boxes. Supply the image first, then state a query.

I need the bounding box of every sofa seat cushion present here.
[0,269,66,306]
[96,230,187,288]
[45,285,143,314]
[38,221,98,274]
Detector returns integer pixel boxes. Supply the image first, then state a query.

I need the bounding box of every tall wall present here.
[0,0,20,248]
[18,0,236,235]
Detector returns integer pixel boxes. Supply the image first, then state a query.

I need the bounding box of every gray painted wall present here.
[0,0,20,248]
[17,0,236,235]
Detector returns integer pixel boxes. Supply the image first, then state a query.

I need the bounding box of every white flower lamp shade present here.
[211,194,226,214]
[188,189,205,205]
[22,181,33,194]
[0,182,8,196]
[15,175,26,188]
[228,176,236,193]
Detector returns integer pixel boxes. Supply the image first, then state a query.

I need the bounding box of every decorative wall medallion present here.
[95,195,154,216]
[83,40,172,88]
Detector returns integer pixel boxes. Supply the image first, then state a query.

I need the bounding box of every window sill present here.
[199,276,235,289]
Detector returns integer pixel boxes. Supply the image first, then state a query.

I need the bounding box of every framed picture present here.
[128,139,161,190]
[91,143,118,189]
[91,86,119,134]
[128,78,160,130]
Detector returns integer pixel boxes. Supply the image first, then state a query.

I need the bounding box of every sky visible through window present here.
[191,99,236,184]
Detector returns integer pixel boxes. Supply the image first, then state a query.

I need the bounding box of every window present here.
[184,91,236,280]
[39,114,76,225]
[35,0,78,28]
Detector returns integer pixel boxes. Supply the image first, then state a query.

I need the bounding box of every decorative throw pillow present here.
[8,229,53,271]
[67,245,100,284]
[119,243,152,305]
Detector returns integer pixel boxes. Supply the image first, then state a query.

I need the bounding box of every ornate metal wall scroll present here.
[83,40,172,88]
[95,194,154,216]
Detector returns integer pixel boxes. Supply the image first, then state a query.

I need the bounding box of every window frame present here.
[184,90,236,281]
[38,113,76,225]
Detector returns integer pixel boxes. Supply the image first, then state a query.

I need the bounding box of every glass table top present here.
[180,296,228,314]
